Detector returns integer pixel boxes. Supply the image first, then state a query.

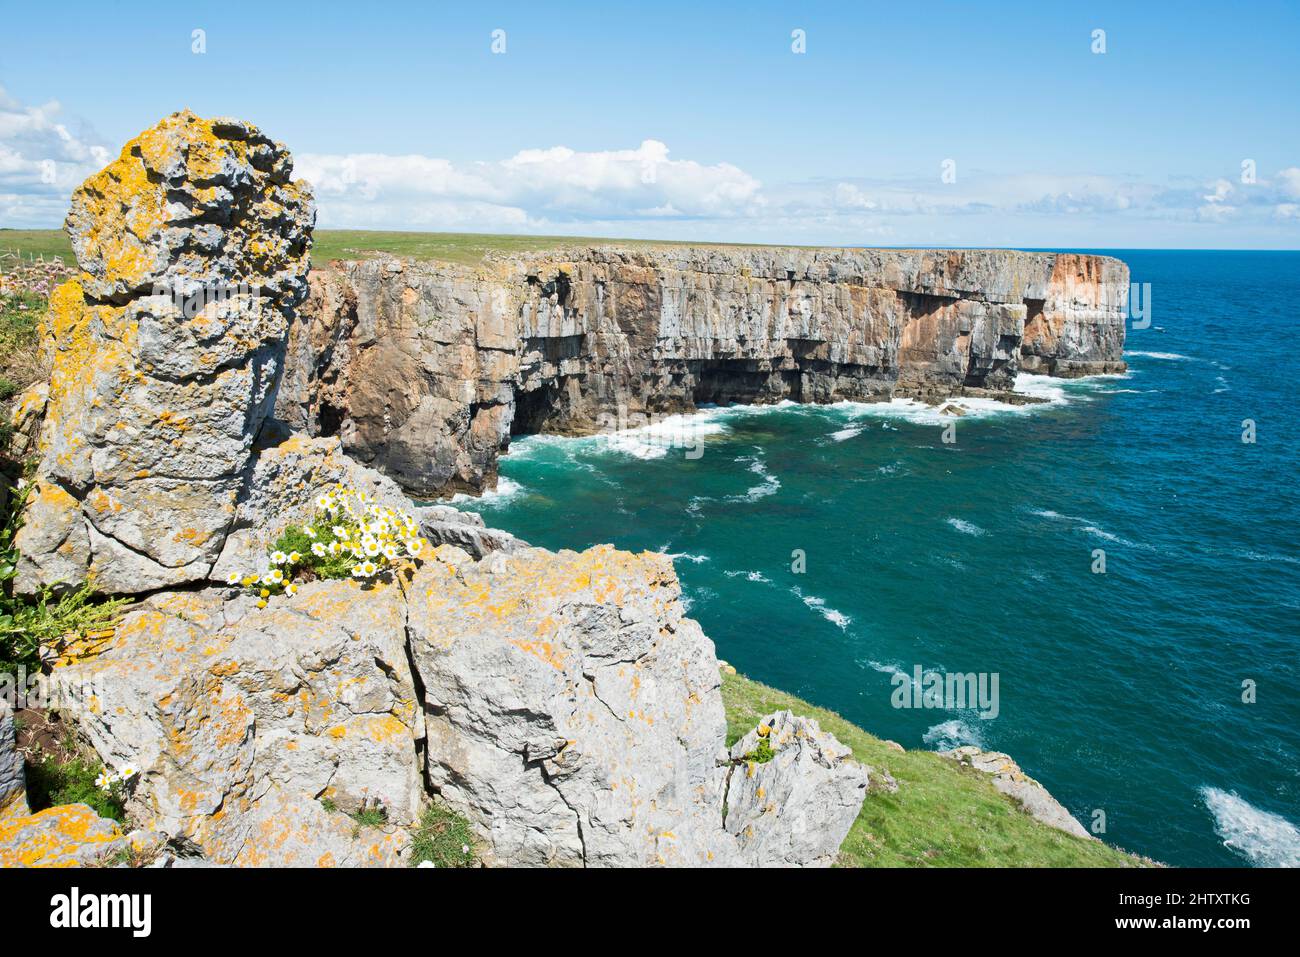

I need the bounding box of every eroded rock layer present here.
[281,247,1129,496]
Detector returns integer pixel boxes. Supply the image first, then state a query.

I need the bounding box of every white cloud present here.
[296,139,764,230]
[0,87,110,227]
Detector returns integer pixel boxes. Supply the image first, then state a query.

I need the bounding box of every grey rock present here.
[16,110,316,595]
[942,745,1093,840]
[51,582,419,865]
[405,543,736,866]
[0,803,130,866]
[725,710,872,867]
[0,699,25,816]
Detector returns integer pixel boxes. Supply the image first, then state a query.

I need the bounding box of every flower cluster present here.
[95,764,138,792]
[228,485,430,607]
[0,253,76,298]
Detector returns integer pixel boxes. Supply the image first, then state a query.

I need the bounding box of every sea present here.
[456,250,1300,867]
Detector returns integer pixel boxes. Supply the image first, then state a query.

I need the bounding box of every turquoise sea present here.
[459,250,1300,868]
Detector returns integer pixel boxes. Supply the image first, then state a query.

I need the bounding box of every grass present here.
[1,227,814,270]
[22,725,127,824]
[721,671,1154,868]
[0,291,47,394]
[409,801,479,868]
[0,230,76,265]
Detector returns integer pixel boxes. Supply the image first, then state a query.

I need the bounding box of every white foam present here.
[1126,350,1190,360]
[450,476,525,506]
[829,426,864,442]
[726,455,781,503]
[1238,550,1300,566]
[791,586,851,630]
[656,546,710,564]
[922,718,985,751]
[1200,786,1300,867]
[725,569,772,583]
[1028,508,1151,550]
[946,517,985,537]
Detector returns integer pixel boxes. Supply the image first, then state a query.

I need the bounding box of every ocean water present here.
[458,250,1300,868]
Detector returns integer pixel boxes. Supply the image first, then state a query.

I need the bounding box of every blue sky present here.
[2,0,1298,248]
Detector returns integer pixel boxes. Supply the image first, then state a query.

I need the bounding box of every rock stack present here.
[16,111,314,594]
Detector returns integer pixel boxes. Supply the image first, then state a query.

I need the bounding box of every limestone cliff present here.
[279,246,1129,497]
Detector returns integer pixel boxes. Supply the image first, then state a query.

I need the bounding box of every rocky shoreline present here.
[277,245,1128,498]
[0,111,1111,867]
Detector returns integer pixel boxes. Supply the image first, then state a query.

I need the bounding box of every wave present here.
[946,517,985,537]
[923,718,985,751]
[726,454,781,503]
[449,476,525,506]
[1027,507,1153,550]
[829,425,864,442]
[1237,549,1300,566]
[791,586,851,630]
[1200,786,1300,867]
[725,569,772,583]
[656,546,710,564]
[1125,350,1191,360]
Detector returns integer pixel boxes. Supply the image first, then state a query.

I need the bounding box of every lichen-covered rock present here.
[415,504,528,559]
[724,710,872,867]
[942,745,1093,840]
[0,699,26,817]
[51,582,421,865]
[15,111,315,594]
[0,804,129,867]
[406,543,736,866]
[405,544,872,867]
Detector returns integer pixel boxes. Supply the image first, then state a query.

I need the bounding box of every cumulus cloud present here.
[296,139,764,230]
[0,87,110,227]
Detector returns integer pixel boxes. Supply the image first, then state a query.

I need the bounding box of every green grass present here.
[0,230,76,265]
[1,228,817,270]
[409,801,479,868]
[25,752,126,823]
[722,671,1153,868]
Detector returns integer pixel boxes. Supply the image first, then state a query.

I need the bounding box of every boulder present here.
[15,110,315,594]
[50,583,420,865]
[406,543,735,866]
[724,710,872,867]
[415,504,528,559]
[1,699,26,817]
[0,804,130,867]
[942,745,1093,840]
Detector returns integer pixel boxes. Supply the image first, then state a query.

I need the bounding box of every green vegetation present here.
[0,484,133,674]
[24,730,127,824]
[721,671,1153,868]
[742,736,775,764]
[0,230,76,265]
[1,227,814,271]
[409,801,479,868]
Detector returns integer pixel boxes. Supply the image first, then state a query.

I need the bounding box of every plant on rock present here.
[229,485,431,606]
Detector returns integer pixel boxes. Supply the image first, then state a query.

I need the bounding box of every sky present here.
[1,0,1298,249]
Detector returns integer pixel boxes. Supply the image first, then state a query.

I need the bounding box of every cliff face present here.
[280,246,1129,498]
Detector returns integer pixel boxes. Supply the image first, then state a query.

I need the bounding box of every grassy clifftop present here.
[722,672,1151,867]
[1,228,805,269]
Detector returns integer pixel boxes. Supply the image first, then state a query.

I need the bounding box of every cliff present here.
[278,246,1129,497]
